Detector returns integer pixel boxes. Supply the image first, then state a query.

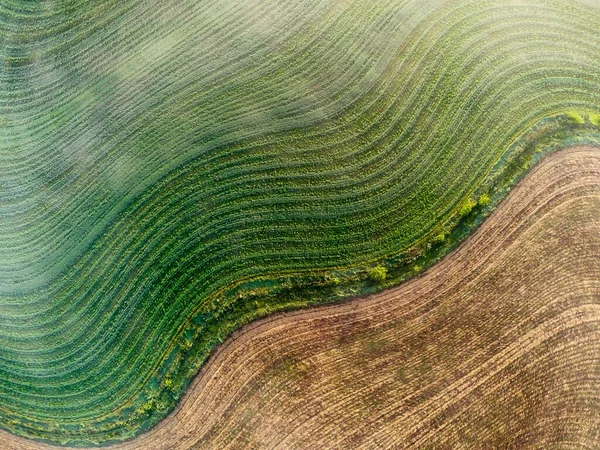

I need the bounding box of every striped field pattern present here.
[2,146,599,449]
[1,0,600,445]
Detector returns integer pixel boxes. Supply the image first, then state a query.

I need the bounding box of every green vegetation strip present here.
[0,0,600,445]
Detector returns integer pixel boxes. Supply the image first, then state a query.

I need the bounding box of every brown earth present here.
[3,146,600,449]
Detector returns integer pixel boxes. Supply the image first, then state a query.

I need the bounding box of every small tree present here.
[367,265,387,283]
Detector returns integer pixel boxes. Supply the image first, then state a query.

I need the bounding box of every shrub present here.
[432,233,446,244]
[478,193,491,207]
[458,199,477,217]
[566,111,585,124]
[367,265,387,283]
[140,399,154,413]
[590,113,600,127]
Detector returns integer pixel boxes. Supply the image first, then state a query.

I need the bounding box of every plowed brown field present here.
[3,146,600,449]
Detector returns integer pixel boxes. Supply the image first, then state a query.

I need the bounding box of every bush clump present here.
[566,111,585,124]
[458,199,477,217]
[432,233,446,244]
[367,265,387,283]
[478,193,491,207]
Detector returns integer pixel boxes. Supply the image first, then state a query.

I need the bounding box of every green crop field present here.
[1,0,600,445]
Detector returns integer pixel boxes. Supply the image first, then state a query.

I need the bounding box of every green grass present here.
[1,0,600,445]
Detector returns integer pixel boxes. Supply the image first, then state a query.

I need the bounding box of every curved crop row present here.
[0,0,599,444]
[2,147,598,449]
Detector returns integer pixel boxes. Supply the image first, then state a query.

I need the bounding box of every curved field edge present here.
[102,119,600,445]
[2,0,600,445]
[2,145,599,449]
[3,135,598,450]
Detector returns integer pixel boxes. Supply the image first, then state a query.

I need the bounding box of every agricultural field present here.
[0,0,599,448]
[3,147,600,449]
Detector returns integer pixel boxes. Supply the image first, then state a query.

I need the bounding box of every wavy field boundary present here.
[1,0,600,444]
[2,146,598,448]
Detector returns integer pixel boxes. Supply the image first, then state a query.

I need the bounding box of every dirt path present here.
[3,145,600,449]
